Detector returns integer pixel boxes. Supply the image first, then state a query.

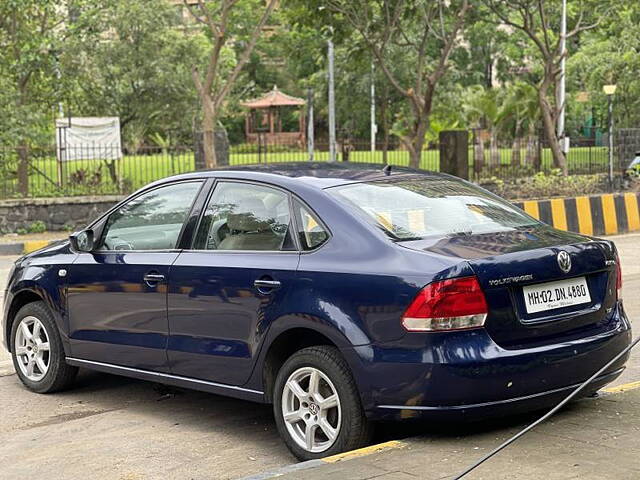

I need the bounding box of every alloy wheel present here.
[14,315,51,382]
[281,366,342,453]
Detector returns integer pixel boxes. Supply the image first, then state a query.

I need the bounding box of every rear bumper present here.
[342,302,632,421]
[374,367,624,421]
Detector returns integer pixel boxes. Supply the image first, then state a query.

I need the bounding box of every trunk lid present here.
[400,225,618,348]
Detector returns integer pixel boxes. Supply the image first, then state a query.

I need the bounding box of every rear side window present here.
[194,182,295,251]
[98,181,202,251]
[294,200,329,250]
[328,177,539,240]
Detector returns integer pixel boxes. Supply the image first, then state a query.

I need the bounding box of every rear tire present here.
[10,301,78,393]
[273,345,373,461]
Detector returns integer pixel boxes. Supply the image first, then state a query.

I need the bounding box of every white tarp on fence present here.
[55,117,123,161]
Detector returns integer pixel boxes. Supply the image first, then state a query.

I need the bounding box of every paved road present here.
[0,234,639,479]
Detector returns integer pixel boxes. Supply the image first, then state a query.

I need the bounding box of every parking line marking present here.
[550,198,568,231]
[523,201,539,220]
[322,440,405,463]
[601,194,618,235]
[575,196,593,235]
[624,192,640,232]
[602,381,640,394]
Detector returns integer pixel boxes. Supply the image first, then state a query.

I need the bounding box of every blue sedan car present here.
[2,163,631,460]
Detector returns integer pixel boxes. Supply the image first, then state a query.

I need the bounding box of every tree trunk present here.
[489,131,500,168]
[524,123,539,168]
[538,82,567,175]
[17,144,29,196]
[405,119,427,169]
[102,159,119,187]
[472,129,485,176]
[511,137,522,166]
[202,99,218,169]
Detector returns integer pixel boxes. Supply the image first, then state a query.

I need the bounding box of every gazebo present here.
[241,86,306,146]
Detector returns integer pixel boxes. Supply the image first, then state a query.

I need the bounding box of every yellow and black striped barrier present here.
[513,192,640,236]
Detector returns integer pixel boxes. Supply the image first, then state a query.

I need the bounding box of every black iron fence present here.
[0,136,624,199]
[470,135,615,179]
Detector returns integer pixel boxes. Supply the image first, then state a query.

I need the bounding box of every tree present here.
[63,0,208,148]
[325,0,470,168]
[185,0,278,168]
[569,4,640,131]
[0,0,70,194]
[483,0,601,175]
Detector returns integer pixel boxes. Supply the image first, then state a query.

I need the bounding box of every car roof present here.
[158,162,447,189]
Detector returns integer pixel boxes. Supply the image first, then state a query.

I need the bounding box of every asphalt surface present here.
[0,233,639,479]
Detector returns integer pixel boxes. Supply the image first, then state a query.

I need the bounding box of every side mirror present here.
[69,229,94,252]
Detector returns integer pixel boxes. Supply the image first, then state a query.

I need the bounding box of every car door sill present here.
[66,357,264,402]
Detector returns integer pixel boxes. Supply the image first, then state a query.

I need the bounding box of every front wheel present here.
[273,346,372,460]
[11,301,78,393]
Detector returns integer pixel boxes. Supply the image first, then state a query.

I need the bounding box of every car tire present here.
[273,345,373,461]
[10,301,78,393]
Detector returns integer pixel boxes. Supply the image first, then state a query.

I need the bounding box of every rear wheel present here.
[11,301,77,393]
[273,346,372,460]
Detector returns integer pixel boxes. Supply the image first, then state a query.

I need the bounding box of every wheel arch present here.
[5,289,46,353]
[261,326,340,402]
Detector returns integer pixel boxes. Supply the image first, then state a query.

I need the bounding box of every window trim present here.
[187,178,331,255]
[94,179,206,254]
[291,197,331,253]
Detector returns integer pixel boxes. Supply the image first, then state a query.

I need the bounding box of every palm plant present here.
[501,82,541,168]
[464,86,502,169]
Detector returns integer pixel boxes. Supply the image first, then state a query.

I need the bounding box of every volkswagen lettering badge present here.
[557,251,571,273]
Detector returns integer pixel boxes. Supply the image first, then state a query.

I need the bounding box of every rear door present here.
[67,181,204,371]
[167,181,299,385]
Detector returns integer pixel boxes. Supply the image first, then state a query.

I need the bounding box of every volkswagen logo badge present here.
[557,251,571,273]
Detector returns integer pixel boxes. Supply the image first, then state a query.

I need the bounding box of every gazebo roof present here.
[241,86,305,109]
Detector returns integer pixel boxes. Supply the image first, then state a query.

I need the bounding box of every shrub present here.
[230,143,301,154]
[27,220,47,234]
[481,171,608,200]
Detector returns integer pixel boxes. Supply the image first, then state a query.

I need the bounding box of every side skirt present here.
[66,357,266,403]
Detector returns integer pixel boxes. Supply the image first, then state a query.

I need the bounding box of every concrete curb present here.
[0,240,56,256]
[514,192,640,236]
[238,441,405,480]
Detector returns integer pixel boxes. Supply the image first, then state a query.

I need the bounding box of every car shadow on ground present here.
[67,369,590,451]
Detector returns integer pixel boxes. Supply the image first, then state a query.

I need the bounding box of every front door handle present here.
[254,278,281,293]
[144,272,165,286]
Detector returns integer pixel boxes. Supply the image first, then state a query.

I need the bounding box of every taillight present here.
[402,276,488,332]
[615,251,622,299]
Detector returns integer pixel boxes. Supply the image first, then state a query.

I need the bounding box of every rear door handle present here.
[144,273,166,285]
[254,278,281,293]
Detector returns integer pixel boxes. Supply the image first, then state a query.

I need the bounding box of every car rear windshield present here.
[328,176,540,240]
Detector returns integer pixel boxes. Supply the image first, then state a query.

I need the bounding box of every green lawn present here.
[0,146,609,198]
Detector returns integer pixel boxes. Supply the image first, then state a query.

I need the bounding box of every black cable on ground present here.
[453,334,640,480]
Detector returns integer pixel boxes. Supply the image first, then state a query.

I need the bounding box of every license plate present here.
[522,277,591,314]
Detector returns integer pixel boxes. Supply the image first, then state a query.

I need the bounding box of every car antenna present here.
[382,164,392,176]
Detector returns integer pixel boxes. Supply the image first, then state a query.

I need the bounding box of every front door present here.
[167,181,299,385]
[67,181,203,371]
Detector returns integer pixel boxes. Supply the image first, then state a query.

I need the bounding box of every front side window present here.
[194,182,294,251]
[98,181,202,251]
[328,176,540,240]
